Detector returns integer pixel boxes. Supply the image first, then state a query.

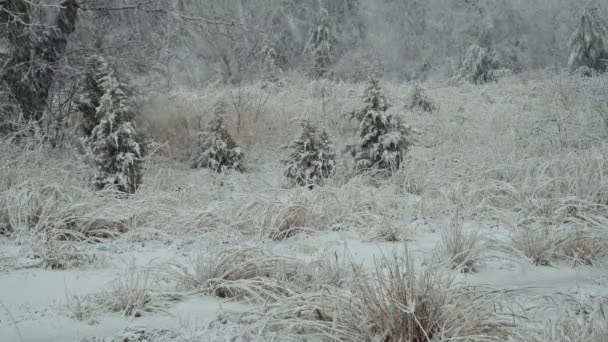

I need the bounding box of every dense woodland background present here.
[1,0,600,87]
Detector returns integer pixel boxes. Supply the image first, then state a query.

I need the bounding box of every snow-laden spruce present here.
[348,79,418,174]
[261,46,284,89]
[568,6,608,75]
[304,8,334,79]
[81,56,145,194]
[455,44,502,84]
[350,79,391,122]
[191,105,245,173]
[282,120,336,187]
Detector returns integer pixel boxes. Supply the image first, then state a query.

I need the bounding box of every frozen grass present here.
[244,246,520,341]
[541,293,608,342]
[167,247,301,302]
[69,263,184,319]
[439,213,487,272]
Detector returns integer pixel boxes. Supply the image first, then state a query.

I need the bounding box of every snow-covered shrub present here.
[282,120,336,187]
[407,84,438,114]
[82,56,146,194]
[347,79,418,174]
[191,107,245,173]
[454,44,502,84]
[568,6,608,75]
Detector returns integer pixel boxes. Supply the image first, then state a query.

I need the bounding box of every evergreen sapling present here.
[568,6,608,75]
[305,8,334,79]
[347,79,418,174]
[407,84,438,114]
[350,79,391,122]
[283,120,336,187]
[455,44,502,84]
[82,56,146,194]
[191,105,245,173]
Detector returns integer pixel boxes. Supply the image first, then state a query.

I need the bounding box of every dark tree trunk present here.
[1,0,79,123]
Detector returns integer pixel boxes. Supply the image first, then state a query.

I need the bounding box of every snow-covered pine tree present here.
[349,79,391,122]
[455,44,502,84]
[261,46,284,89]
[407,84,437,114]
[568,6,608,75]
[191,105,245,173]
[304,8,334,79]
[347,79,418,174]
[282,120,336,187]
[83,56,146,194]
[78,57,105,137]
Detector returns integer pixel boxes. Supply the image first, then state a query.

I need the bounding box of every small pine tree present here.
[350,79,391,122]
[568,6,608,75]
[347,79,418,174]
[455,44,502,84]
[261,46,284,89]
[83,56,146,194]
[191,107,245,173]
[305,8,334,79]
[282,120,336,187]
[407,84,437,114]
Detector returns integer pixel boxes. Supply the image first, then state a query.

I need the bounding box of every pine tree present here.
[283,120,336,187]
[191,106,245,173]
[455,44,502,84]
[261,46,284,89]
[349,79,391,122]
[83,56,146,194]
[305,8,334,79]
[347,79,418,174]
[568,6,608,75]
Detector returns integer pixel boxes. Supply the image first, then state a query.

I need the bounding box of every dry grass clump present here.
[245,246,519,341]
[469,149,608,267]
[167,247,301,302]
[358,249,516,342]
[439,214,487,273]
[503,225,567,266]
[541,294,608,342]
[501,216,608,267]
[70,264,183,319]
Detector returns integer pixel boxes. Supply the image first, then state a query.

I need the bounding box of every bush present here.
[455,44,502,84]
[191,107,245,173]
[407,84,438,114]
[568,6,608,75]
[347,79,418,174]
[82,56,146,194]
[282,120,336,188]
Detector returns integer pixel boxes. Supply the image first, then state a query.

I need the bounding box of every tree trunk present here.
[1,0,79,123]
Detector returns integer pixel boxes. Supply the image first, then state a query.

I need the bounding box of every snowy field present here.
[2,74,608,341]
